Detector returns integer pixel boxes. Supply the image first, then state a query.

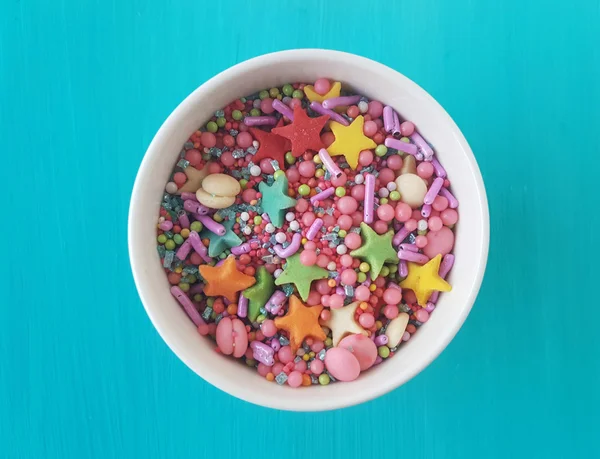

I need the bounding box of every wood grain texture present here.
[1,0,599,457]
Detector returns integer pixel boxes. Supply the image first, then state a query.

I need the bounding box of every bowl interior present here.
[128,50,489,411]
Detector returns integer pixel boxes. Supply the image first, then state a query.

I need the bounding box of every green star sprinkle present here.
[274,252,328,301]
[200,218,242,257]
[258,174,297,228]
[243,266,275,322]
[349,222,398,279]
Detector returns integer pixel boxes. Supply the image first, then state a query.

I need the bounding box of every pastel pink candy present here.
[338,334,378,371]
[324,347,361,382]
[423,226,455,259]
[215,317,248,358]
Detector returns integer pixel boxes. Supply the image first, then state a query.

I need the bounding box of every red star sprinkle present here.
[272,106,329,157]
[249,124,291,168]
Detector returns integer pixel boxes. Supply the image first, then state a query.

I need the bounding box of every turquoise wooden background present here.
[2,0,599,458]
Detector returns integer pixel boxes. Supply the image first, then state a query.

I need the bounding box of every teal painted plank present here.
[1,0,599,458]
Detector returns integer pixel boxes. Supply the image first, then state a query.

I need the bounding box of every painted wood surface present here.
[1,0,599,457]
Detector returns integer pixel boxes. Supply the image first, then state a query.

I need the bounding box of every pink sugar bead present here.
[286,167,300,183]
[341,269,357,285]
[289,98,301,110]
[337,214,353,230]
[311,341,325,353]
[261,319,277,337]
[395,203,412,222]
[383,288,402,305]
[294,360,307,373]
[236,131,253,149]
[315,279,332,294]
[307,290,322,306]
[220,151,235,167]
[200,131,216,148]
[337,196,358,214]
[415,235,428,248]
[331,171,347,187]
[378,168,395,185]
[363,120,378,137]
[287,371,303,388]
[321,295,331,307]
[207,162,222,174]
[432,195,449,211]
[417,161,434,179]
[368,101,384,118]
[323,214,336,227]
[257,363,272,376]
[304,241,317,251]
[242,188,258,203]
[344,232,362,250]
[278,346,294,364]
[374,220,389,234]
[377,204,395,222]
[405,219,418,231]
[298,160,316,178]
[329,294,345,309]
[355,285,370,301]
[351,211,363,227]
[383,304,400,319]
[316,254,330,268]
[302,212,316,227]
[340,254,353,267]
[260,98,275,114]
[300,249,317,266]
[351,184,365,201]
[411,209,422,220]
[358,150,374,166]
[441,208,459,225]
[295,198,309,212]
[428,216,443,232]
[310,358,324,375]
[387,154,403,171]
[358,313,375,328]
[314,78,331,95]
[415,308,430,323]
[400,121,415,137]
[260,158,275,174]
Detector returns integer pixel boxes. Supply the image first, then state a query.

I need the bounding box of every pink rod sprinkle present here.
[397,250,430,264]
[399,243,419,253]
[306,218,324,240]
[230,242,251,256]
[188,231,212,262]
[421,204,432,218]
[181,192,198,201]
[424,177,445,205]
[309,101,348,126]
[196,215,225,235]
[318,148,343,178]
[393,225,413,246]
[250,341,275,365]
[266,290,287,314]
[261,212,270,223]
[310,187,335,205]
[410,132,434,160]
[439,187,459,208]
[237,294,248,318]
[322,95,361,109]
[384,137,418,156]
[170,286,207,331]
[272,99,294,120]
[273,233,302,258]
[399,260,408,277]
[159,220,173,231]
[243,116,277,126]
[364,173,376,224]
[429,254,455,304]
[176,238,192,260]
[178,212,190,229]
[392,112,401,137]
[431,156,447,178]
[383,106,394,133]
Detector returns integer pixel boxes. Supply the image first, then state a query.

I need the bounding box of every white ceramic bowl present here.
[128,49,489,411]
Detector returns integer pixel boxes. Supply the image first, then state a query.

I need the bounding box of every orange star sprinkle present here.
[199,256,256,302]
[274,295,326,352]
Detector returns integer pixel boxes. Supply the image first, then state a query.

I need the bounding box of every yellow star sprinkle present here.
[400,254,452,306]
[327,116,377,169]
[303,81,341,103]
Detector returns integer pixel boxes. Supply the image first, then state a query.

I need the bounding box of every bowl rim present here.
[128,48,490,411]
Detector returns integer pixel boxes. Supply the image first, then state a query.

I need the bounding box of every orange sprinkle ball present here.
[302,374,312,386]
[266,373,275,382]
